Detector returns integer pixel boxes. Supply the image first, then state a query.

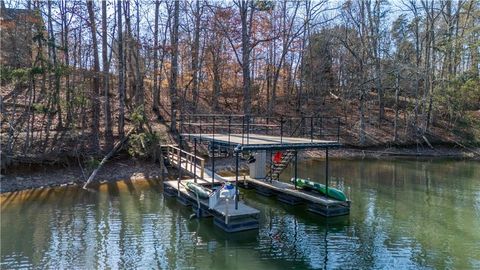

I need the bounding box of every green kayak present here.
[291,178,347,201]
[186,182,211,199]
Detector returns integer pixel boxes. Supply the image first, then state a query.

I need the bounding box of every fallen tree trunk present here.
[422,135,434,149]
[83,128,134,189]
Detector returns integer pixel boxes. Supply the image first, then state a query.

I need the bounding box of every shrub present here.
[128,131,167,159]
[434,74,480,122]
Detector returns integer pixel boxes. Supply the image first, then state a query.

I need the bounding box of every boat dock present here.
[163,114,350,233]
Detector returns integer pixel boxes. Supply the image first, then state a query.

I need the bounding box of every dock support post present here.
[178,136,182,180]
[211,142,215,185]
[325,148,329,197]
[212,116,215,185]
[242,116,245,144]
[177,143,182,197]
[235,150,239,210]
[294,150,298,190]
[194,138,197,183]
[247,115,250,144]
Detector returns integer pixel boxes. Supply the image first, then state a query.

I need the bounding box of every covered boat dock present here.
[174,114,350,218]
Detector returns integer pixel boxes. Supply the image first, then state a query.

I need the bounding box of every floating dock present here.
[163,145,260,232]
[163,114,350,233]
[163,179,259,232]
[228,176,350,217]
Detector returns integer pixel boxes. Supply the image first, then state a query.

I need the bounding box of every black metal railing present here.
[178,114,341,146]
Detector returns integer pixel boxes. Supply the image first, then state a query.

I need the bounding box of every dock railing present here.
[163,145,205,179]
[178,114,341,145]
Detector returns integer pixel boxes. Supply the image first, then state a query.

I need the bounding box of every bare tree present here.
[191,0,203,111]
[87,0,100,151]
[238,0,254,115]
[170,0,179,132]
[152,0,160,112]
[102,0,113,150]
[118,0,126,138]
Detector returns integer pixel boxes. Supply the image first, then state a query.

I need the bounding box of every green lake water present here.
[1,159,479,269]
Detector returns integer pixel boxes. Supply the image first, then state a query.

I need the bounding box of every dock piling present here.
[294,150,298,190]
[212,116,215,186]
[325,148,329,197]
[194,138,197,183]
[235,149,239,210]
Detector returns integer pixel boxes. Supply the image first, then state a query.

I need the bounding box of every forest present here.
[1,0,479,163]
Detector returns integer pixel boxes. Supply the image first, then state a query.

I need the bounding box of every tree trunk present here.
[359,86,366,146]
[211,46,222,111]
[134,1,144,110]
[47,0,63,128]
[60,0,72,127]
[170,0,179,132]
[374,0,384,122]
[240,0,252,115]
[87,0,101,151]
[394,72,400,142]
[153,0,160,112]
[102,0,113,150]
[118,0,126,138]
[192,0,202,111]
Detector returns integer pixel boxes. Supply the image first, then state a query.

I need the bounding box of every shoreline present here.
[1,146,478,194]
[303,145,480,159]
[0,158,164,194]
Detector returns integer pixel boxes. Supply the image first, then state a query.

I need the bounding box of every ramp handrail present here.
[162,145,205,179]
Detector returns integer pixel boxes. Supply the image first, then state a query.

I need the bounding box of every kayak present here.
[291,178,347,201]
[186,182,211,199]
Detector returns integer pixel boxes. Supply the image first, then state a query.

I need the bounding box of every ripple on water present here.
[1,160,479,269]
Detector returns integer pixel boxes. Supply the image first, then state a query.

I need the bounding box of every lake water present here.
[1,159,479,269]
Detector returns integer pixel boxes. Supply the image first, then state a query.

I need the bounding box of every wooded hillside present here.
[1,0,479,162]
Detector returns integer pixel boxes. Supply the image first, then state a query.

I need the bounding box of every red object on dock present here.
[273,152,283,164]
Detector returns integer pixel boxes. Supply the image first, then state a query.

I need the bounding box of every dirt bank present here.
[0,158,164,194]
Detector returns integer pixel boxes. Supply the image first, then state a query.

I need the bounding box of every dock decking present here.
[163,179,260,232]
[225,176,350,217]
[182,133,341,150]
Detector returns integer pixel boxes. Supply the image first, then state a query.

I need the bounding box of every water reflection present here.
[1,159,480,269]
